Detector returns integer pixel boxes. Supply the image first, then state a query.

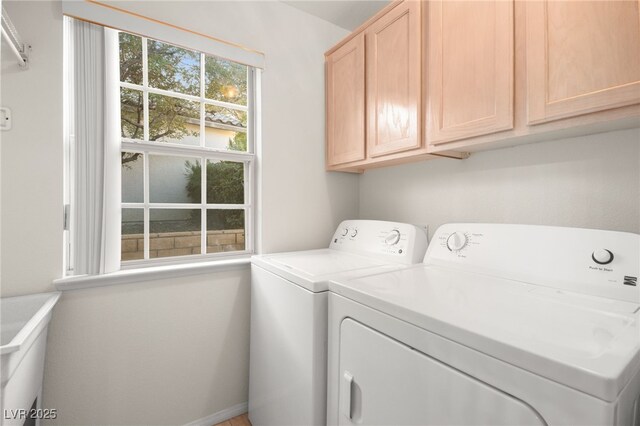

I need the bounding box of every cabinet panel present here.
[427,0,514,145]
[527,1,640,124]
[326,33,366,166]
[366,0,421,157]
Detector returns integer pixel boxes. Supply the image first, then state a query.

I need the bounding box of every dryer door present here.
[338,319,546,425]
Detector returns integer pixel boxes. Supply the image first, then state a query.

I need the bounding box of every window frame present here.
[118,32,256,268]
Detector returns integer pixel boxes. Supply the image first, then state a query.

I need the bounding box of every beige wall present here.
[44,268,251,425]
[1,1,63,294]
[0,1,353,425]
[359,128,640,235]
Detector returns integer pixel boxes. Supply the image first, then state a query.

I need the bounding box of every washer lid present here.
[329,265,640,402]
[252,249,397,292]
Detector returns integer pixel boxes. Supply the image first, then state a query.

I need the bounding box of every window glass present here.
[121,152,143,203]
[205,160,244,204]
[120,88,144,140]
[148,94,200,145]
[206,209,245,254]
[204,55,247,105]
[119,33,142,85]
[204,105,247,151]
[122,208,144,261]
[149,209,201,258]
[148,40,200,96]
[149,155,201,203]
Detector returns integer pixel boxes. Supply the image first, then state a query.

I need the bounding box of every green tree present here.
[184,131,246,230]
[204,56,248,106]
[228,131,247,152]
[119,32,247,165]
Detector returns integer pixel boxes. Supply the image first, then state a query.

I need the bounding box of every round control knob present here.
[447,232,468,252]
[384,229,401,246]
[351,229,358,238]
[592,249,614,265]
[341,228,348,237]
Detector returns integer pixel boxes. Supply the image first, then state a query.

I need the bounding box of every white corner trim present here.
[54,257,251,291]
[183,402,248,426]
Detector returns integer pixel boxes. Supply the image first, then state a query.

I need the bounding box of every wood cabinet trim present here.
[426,104,640,153]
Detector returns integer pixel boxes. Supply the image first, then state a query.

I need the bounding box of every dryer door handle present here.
[342,371,354,420]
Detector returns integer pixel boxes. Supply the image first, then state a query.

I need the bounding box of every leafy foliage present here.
[147,40,200,95]
[228,131,248,152]
[184,134,246,230]
[118,32,248,166]
[119,32,142,85]
[205,56,248,106]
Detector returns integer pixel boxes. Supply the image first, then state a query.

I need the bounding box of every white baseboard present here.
[183,402,248,426]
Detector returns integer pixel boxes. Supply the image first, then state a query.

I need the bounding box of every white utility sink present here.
[1,292,61,426]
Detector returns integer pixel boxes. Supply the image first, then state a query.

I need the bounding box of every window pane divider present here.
[122,203,248,209]
[199,53,206,147]
[201,157,207,255]
[122,140,253,162]
[119,81,248,112]
[207,204,249,210]
[200,55,207,255]
[142,37,150,142]
[143,151,150,259]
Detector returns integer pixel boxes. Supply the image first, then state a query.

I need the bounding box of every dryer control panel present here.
[426,223,640,304]
[330,220,428,265]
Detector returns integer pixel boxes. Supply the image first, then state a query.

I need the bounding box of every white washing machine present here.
[249,220,428,426]
[327,223,640,425]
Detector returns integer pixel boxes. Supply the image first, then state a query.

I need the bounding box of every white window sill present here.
[54,256,252,291]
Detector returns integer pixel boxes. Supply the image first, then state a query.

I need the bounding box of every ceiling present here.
[283,1,390,31]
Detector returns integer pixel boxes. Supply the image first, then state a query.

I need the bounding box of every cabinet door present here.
[326,33,366,166]
[526,1,640,124]
[427,0,514,145]
[366,0,421,158]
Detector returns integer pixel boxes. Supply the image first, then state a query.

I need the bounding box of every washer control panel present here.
[434,229,485,259]
[330,220,428,265]
[446,232,468,252]
[591,248,614,265]
[426,223,640,303]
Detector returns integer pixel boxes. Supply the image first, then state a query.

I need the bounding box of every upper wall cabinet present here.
[326,1,462,172]
[526,1,640,124]
[366,0,421,157]
[326,33,366,167]
[426,0,514,145]
[325,0,639,171]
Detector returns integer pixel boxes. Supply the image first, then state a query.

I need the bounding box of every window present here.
[63,14,261,279]
[119,32,255,265]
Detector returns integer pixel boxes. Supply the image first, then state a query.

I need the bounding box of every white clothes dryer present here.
[327,223,640,425]
[249,220,428,426]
